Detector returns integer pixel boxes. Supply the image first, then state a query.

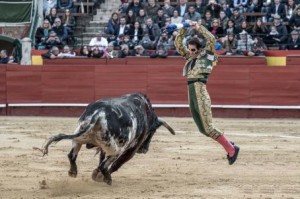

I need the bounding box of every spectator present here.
[0,50,9,64]
[79,45,90,56]
[175,0,189,17]
[61,9,76,46]
[135,9,147,26]
[52,17,68,45]
[231,8,245,28]
[286,30,300,50]
[167,30,178,50]
[205,0,222,18]
[105,12,119,35]
[143,17,161,47]
[264,25,281,47]
[221,2,232,19]
[57,0,73,13]
[45,7,59,26]
[35,19,52,49]
[139,32,155,49]
[183,5,202,22]
[222,32,239,54]
[127,0,143,17]
[118,0,129,15]
[225,19,240,36]
[115,16,130,39]
[153,9,167,29]
[144,0,160,19]
[208,18,224,39]
[43,0,57,16]
[237,30,255,56]
[126,9,136,27]
[236,20,253,36]
[41,46,60,59]
[219,10,229,30]
[103,43,119,58]
[89,31,108,51]
[118,34,134,49]
[272,14,289,49]
[267,0,286,22]
[156,31,171,50]
[251,18,269,39]
[118,44,132,58]
[129,21,144,45]
[233,0,248,13]
[202,10,213,29]
[57,45,76,57]
[162,0,175,17]
[195,0,207,16]
[251,36,268,55]
[132,45,149,56]
[289,7,300,29]
[150,45,168,58]
[88,47,104,58]
[222,45,242,56]
[43,31,63,49]
[171,10,183,24]
[286,0,297,21]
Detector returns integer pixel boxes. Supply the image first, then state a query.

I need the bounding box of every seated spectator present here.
[139,32,155,50]
[127,0,144,17]
[41,46,60,59]
[251,36,268,55]
[237,30,255,56]
[153,9,167,29]
[233,0,248,13]
[205,0,222,18]
[52,17,68,45]
[61,9,76,46]
[195,0,207,17]
[105,12,119,35]
[264,25,281,48]
[88,47,104,58]
[0,50,9,64]
[103,43,119,58]
[57,45,76,57]
[118,0,129,16]
[129,21,144,46]
[236,20,253,37]
[162,0,175,17]
[246,0,263,22]
[45,7,59,26]
[114,16,130,40]
[57,0,73,13]
[286,30,300,50]
[132,45,149,56]
[126,9,136,27]
[79,45,90,56]
[135,9,147,27]
[43,0,57,16]
[144,0,160,19]
[230,8,245,28]
[89,31,108,51]
[143,17,161,47]
[175,0,189,17]
[219,10,229,30]
[222,45,243,56]
[171,10,183,24]
[272,15,288,49]
[289,7,300,30]
[267,0,286,22]
[150,45,168,58]
[202,10,213,29]
[251,18,269,39]
[208,18,224,39]
[118,44,132,58]
[156,31,171,51]
[122,35,134,49]
[43,31,63,49]
[222,32,238,53]
[183,5,202,22]
[35,19,52,49]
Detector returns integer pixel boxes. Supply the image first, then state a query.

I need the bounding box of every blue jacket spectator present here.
[57,0,73,13]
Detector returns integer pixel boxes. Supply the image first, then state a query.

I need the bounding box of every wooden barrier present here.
[1,55,300,118]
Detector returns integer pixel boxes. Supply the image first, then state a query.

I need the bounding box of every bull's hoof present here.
[68,170,77,178]
[137,147,148,154]
[92,169,104,182]
[91,169,112,185]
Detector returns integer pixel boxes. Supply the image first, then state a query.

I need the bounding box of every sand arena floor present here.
[0,116,299,199]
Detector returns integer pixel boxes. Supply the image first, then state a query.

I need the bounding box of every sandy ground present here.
[0,116,299,199]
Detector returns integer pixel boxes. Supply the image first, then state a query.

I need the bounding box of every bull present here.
[41,93,175,185]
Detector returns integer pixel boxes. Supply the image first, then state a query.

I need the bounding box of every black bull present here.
[41,93,175,185]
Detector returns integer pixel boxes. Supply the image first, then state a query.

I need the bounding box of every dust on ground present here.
[0,116,299,199]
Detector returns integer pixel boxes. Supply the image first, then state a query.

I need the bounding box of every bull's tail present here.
[41,111,100,156]
[158,118,175,135]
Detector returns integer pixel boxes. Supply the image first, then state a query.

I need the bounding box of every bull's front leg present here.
[67,142,82,177]
[92,152,116,185]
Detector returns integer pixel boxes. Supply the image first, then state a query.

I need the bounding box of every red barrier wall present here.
[1,56,300,118]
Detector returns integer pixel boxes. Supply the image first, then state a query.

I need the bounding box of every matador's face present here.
[188,44,200,59]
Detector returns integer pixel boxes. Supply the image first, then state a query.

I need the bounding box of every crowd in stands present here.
[37,0,300,59]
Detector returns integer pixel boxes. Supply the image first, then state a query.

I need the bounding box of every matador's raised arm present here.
[196,24,216,53]
[174,28,189,59]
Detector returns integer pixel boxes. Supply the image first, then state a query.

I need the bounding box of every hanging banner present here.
[0,1,33,23]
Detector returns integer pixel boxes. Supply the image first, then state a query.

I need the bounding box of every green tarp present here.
[0,1,33,23]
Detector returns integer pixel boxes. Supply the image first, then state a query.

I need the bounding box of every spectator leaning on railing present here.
[0,50,9,64]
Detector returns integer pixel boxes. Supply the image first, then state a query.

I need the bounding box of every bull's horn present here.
[158,118,175,135]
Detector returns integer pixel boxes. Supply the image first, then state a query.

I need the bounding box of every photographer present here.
[43,31,63,49]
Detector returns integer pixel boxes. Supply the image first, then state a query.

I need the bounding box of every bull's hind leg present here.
[68,142,82,177]
[92,151,116,185]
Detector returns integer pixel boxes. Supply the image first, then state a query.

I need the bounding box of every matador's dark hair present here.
[188,38,204,49]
